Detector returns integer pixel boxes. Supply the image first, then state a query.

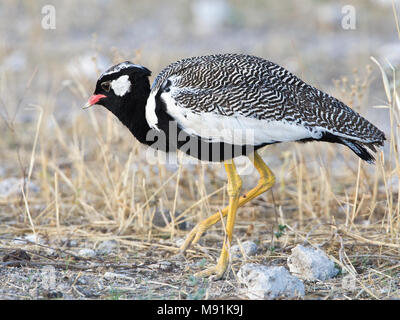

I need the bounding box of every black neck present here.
[115,78,152,144]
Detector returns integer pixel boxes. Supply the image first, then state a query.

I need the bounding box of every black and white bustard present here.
[84,53,385,279]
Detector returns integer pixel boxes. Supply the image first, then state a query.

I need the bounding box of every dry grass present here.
[0,1,399,300]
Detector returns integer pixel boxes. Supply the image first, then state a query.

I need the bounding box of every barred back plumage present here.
[147,53,385,162]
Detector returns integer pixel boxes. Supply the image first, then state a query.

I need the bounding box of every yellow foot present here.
[179,223,208,253]
[194,242,230,280]
[194,263,228,280]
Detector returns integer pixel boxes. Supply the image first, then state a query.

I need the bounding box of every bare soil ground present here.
[1,196,399,299]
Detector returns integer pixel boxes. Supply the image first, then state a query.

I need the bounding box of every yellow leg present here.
[180,151,275,253]
[194,160,242,279]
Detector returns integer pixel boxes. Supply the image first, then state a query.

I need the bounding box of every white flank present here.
[145,91,160,130]
[161,90,313,146]
[111,75,131,96]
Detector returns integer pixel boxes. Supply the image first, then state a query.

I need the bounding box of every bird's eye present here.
[101,81,111,92]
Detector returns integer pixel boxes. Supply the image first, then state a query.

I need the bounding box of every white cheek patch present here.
[111,75,131,96]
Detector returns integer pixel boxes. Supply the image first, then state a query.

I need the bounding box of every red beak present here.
[83,94,106,109]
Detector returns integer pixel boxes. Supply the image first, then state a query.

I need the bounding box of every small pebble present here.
[230,240,258,258]
[97,240,118,255]
[76,277,88,285]
[78,248,96,258]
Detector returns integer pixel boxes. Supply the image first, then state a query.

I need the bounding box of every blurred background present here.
[0,0,397,126]
[0,0,397,215]
[0,0,398,210]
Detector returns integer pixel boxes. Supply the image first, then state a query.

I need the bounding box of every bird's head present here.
[83,61,151,114]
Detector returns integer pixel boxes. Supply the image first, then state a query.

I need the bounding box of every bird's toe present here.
[194,264,227,280]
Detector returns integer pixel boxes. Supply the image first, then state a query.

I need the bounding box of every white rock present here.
[12,234,43,245]
[24,234,39,243]
[238,264,305,299]
[287,245,338,281]
[78,248,97,258]
[0,178,40,198]
[230,241,257,258]
[97,240,118,255]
